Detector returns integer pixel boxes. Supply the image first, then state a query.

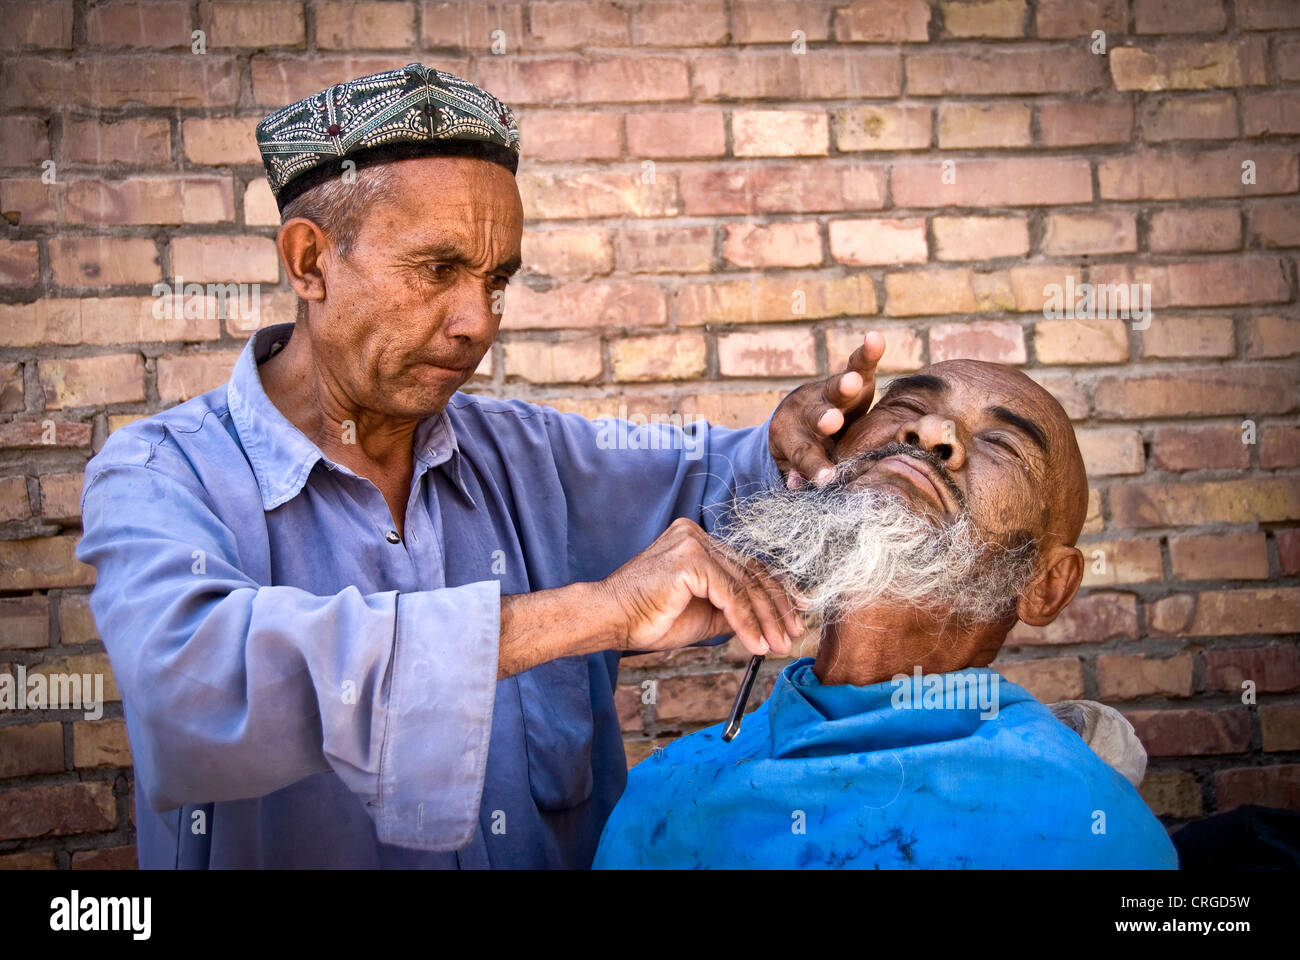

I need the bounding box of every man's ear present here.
[1016,544,1084,627]
[277,217,329,305]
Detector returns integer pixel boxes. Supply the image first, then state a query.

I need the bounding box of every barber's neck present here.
[813,606,1010,686]
[259,324,419,472]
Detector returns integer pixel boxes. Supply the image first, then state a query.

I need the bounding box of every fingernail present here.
[787,471,806,490]
[813,467,835,486]
[756,637,770,655]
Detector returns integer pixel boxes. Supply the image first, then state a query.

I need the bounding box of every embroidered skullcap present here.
[256,62,521,211]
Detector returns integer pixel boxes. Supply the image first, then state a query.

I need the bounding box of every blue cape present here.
[594,659,1177,869]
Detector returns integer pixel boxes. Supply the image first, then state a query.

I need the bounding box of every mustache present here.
[840,442,967,511]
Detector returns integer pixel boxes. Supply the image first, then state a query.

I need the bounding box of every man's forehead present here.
[886,360,1063,424]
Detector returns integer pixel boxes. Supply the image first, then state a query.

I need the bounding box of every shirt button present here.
[385,530,401,544]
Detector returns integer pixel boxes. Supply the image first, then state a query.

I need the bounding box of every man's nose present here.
[441,277,499,345]
[897,414,967,470]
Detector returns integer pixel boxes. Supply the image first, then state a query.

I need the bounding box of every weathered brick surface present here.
[1,0,1296,863]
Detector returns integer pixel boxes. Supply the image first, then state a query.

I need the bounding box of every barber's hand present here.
[768,330,886,488]
[598,517,804,657]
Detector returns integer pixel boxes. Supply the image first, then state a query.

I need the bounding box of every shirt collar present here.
[227,323,474,510]
[766,657,1035,760]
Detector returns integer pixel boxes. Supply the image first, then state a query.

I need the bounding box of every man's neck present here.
[259,327,420,471]
[813,607,1008,686]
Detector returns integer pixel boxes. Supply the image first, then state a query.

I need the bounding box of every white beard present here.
[716,452,1040,627]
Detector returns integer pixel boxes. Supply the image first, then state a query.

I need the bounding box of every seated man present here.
[593,359,1177,869]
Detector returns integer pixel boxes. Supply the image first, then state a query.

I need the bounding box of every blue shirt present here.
[76,323,778,868]
[593,659,1178,869]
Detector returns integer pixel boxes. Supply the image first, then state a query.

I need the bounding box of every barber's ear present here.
[1016,545,1084,627]
[278,217,329,305]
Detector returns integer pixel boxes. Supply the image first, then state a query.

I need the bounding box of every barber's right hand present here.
[597,517,803,657]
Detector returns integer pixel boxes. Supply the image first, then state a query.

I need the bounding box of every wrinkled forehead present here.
[884,359,1070,435]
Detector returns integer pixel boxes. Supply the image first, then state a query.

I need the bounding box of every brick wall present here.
[1,0,1298,868]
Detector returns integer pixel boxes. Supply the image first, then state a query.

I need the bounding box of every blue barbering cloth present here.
[594,658,1178,869]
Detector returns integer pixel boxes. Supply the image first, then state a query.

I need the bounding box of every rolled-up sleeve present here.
[77,462,500,852]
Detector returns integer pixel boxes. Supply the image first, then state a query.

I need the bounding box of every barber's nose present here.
[897,413,966,470]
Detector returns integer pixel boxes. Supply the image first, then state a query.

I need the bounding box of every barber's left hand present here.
[768,330,886,489]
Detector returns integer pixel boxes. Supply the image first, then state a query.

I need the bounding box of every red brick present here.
[938,102,1030,148]
[419,0,522,48]
[3,56,241,109]
[0,722,63,777]
[613,684,642,733]
[884,267,1014,317]
[1110,39,1268,91]
[503,280,666,330]
[680,162,886,216]
[39,471,82,521]
[249,55,428,107]
[1238,0,1300,30]
[625,111,725,159]
[0,363,21,413]
[517,111,622,162]
[1100,148,1296,201]
[1258,424,1297,469]
[1250,201,1300,248]
[893,158,1092,208]
[655,672,741,724]
[1040,212,1135,256]
[1075,431,1146,479]
[1149,314,1237,356]
[676,389,788,429]
[732,109,828,157]
[182,117,262,165]
[828,218,925,267]
[49,236,161,287]
[933,216,1028,261]
[0,116,50,166]
[1126,708,1251,757]
[171,236,280,283]
[717,329,817,378]
[1079,536,1161,587]
[942,0,1026,37]
[834,104,932,152]
[156,351,241,402]
[523,228,612,279]
[1206,645,1300,693]
[85,0,191,46]
[611,334,707,382]
[1112,477,1300,527]
[0,296,218,347]
[691,50,902,99]
[475,55,688,106]
[992,657,1084,702]
[1277,529,1300,575]
[1148,208,1241,254]
[723,222,822,268]
[1170,531,1269,581]
[1035,320,1129,366]
[0,1,73,49]
[73,718,133,768]
[1134,0,1227,32]
[1214,765,1300,813]
[0,475,31,522]
[63,116,172,165]
[59,593,98,645]
[198,0,305,47]
[1037,100,1133,147]
[1150,587,1300,636]
[615,226,712,274]
[930,320,1026,364]
[0,178,62,225]
[39,354,144,409]
[519,170,679,219]
[71,846,138,870]
[1262,706,1300,752]
[1245,315,1300,358]
[314,0,416,49]
[1279,38,1300,81]
[0,420,91,450]
[676,273,876,325]
[1036,0,1125,37]
[28,652,120,701]
[0,596,48,650]
[1096,366,1294,419]
[732,0,830,43]
[907,48,1105,95]
[527,1,628,48]
[0,782,115,840]
[1005,592,1139,646]
[1139,93,1240,142]
[66,177,233,225]
[0,851,56,870]
[1097,653,1195,700]
[632,0,728,46]
[503,339,602,385]
[835,0,930,41]
[0,239,38,287]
